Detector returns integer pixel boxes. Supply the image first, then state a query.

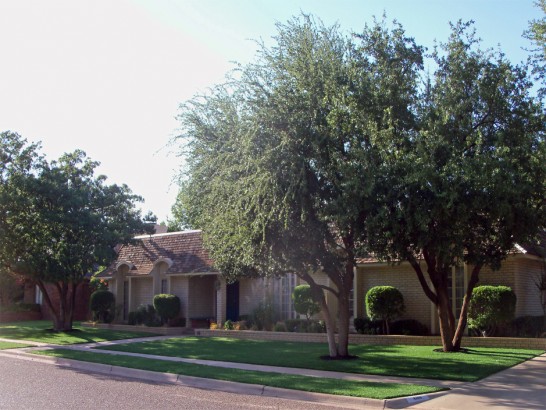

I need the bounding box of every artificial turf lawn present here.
[96,337,544,382]
[0,321,157,345]
[33,348,445,399]
[0,341,33,350]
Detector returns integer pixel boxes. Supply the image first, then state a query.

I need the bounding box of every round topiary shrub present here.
[89,290,115,323]
[468,285,516,337]
[292,284,321,320]
[365,286,405,335]
[153,294,181,325]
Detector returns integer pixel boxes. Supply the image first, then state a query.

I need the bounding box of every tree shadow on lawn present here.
[95,337,539,382]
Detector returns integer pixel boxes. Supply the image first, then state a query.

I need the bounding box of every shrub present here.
[168,317,186,327]
[510,315,545,338]
[365,286,405,334]
[224,319,234,330]
[131,304,161,327]
[284,319,325,333]
[234,320,247,330]
[274,321,287,332]
[292,284,321,320]
[153,294,181,325]
[209,321,218,330]
[89,290,115,323]
[353,317,383,334]
[468,286,517,337]
[251,301,276,330]
[390,319,429,336]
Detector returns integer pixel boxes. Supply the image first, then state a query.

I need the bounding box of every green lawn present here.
[0,341,33,350]
[34,348,445,399]
[0,321,157,345]
[96,337,544,382]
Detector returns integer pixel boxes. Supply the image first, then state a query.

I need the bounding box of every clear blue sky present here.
[0,0,540,222]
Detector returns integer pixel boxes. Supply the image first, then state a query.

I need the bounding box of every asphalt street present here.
[0,355,367,410]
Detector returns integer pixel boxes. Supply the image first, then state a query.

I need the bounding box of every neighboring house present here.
[98,229,544,332]
[354,243,545,334]
[97,230,313,327]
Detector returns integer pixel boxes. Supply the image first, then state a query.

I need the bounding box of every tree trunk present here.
[452,265,481,350]
[336,290,351,357]
[317,292,339,357]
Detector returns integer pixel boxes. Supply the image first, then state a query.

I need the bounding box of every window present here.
[161,279,168,294]
[35,286,43,305]
[447,265,465,318]
[279,273,297,320]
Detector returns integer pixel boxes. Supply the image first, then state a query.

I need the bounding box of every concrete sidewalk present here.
[1,335,545,409]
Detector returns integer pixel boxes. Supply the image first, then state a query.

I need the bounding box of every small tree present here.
[292,284,321,321]
[468,286,516,337]
[153,294,181,325]
[89,290,115,323]
[365,286,405,335]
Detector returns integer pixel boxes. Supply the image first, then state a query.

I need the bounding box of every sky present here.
[0,0,541,222]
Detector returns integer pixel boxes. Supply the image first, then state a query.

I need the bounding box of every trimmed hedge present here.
[365,286,405,334]
[153,294,181,325]
[89,290,115,323]
[468,285,516,336]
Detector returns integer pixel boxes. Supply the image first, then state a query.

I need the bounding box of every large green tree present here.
[173,16,423,357]
[368,23,545,351]
[525,0,546,97]
[0,132,153,330]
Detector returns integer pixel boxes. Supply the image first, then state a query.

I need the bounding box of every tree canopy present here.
[173,15,423,358]
[173,15,545,354]
[525,0,546,97]
[0,131,153,330]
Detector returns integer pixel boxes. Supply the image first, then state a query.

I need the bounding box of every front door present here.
[226,282,239,321]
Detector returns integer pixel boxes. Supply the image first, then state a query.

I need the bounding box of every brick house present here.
[354,244,545,334]
[97,229,544,332]
[97,230,318,327]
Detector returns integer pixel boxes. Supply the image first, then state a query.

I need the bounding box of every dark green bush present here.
[224,319,234,330]
[168,317,186,327]
[251,301,276,330]
[390,319,429,336]
[353,317,383,334]
[130,304,161,327]
[89,290,115,323]
[128,311,139,326]
[0,303,41,313]
[510,315,545,338]
[283,319,325,333]
[153,294,181,325]
[292,284,321,320]
[468,285,516,337]
[365,286,405,334]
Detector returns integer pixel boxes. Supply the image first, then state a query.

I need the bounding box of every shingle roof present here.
[98,230,215,277]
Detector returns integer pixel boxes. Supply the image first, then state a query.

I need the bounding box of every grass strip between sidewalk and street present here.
[95,336,544,382]
[0,321,158,345]
[0,341,34,350]
[32,348,445,399]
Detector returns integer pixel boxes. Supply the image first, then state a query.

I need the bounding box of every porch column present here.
[216,277,226,325]
[353,266,359,318]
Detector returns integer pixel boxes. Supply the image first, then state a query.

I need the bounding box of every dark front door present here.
[226,282,239,321]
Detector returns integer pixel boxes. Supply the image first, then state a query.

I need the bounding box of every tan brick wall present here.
[356,264,432,329]
[514,258,544,316]
[130,277,153,308]
[239,277,267,316]
[188,276,215,318]
[170,276,189,318]
[196,329,546,350]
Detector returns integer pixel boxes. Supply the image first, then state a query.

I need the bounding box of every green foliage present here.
[129,304,161,327]
[90,290,115,324]
[292,284,321,320]
[250,301,277,331]
[365,286,405,335]
[172,14,424,357]
[524,0,546,97]
[223,320,234,330]
[390,319,429,336]
[0,268,23,306]
[153,294,181,324]
[468,286,517,336]
[510,315,545,338]
[368,21,546,350]
[283,319,325,333]
[353,317,383,335]
[0,132,154,331]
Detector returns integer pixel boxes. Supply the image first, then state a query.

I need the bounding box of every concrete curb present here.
[1,350,386,409]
